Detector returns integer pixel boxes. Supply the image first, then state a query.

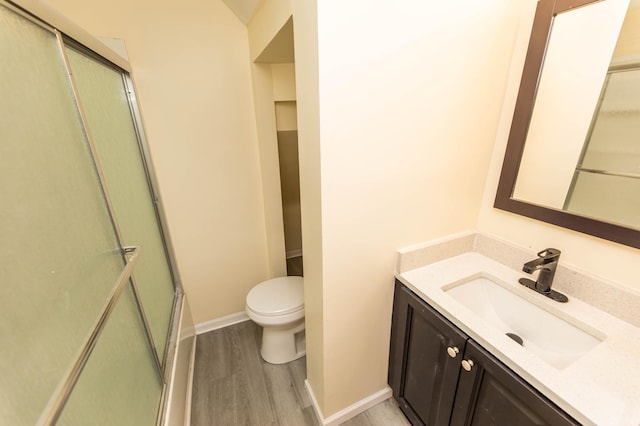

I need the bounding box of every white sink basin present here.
[443,274,605,369]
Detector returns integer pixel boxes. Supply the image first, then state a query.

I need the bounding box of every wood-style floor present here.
[190,320,410,426]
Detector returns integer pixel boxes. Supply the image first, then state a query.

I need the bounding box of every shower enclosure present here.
[1,1,182,424]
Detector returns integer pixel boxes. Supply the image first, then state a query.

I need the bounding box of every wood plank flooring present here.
[342,399,410,426]
[190,320,409,426]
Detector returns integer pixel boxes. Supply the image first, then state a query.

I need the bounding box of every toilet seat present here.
[246,276,304,317]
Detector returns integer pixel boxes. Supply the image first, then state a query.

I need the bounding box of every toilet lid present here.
[246,276,304,316]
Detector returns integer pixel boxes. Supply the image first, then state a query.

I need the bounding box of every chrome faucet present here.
[519,248,568,303]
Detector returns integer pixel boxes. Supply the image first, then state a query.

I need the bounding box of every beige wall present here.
[478,0,639,292]
[47,0,271,324]
[249,62,288,277]
[247,2,298,279]
[314,0,525,416]
[251,0,531,417]
[248,0,293,60]
[289,0,327,411]
[613,2,640,60]
[275,101,298,130]
[247,0,328,404]
[272,63,297,101]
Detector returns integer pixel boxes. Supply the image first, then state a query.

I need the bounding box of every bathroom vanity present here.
[390,233,640,426]
[389,280,577,425]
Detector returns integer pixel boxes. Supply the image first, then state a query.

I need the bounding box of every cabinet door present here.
[451,340,579,426]
[389,281,468,426]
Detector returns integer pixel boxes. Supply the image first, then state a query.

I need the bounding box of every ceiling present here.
[221,0,263,25]
[220,0,294,63]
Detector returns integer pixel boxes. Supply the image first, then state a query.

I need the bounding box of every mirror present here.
[495,0,640,249]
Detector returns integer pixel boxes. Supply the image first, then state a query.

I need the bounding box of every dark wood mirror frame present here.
[494,0,640,249]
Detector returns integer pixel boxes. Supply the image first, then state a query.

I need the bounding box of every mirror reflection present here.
[512,0,640,230]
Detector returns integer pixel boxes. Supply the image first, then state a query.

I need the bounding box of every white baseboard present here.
[304,379,392,425]
[286,249,303,259]
[194,311,250,335]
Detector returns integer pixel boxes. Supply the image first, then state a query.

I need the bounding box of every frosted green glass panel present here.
[57,282,162,425]
[0,6,124,425]
[580,69,640,175]
[566,171,640,229]
[65,48,175,362]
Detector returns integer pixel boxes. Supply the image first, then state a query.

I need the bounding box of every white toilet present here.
[245,276,305,364]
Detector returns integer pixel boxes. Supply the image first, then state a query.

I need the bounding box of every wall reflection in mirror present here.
[512,0,640,230]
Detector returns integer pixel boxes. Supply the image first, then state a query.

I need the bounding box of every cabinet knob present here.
[446,346,459,358]
[461,359,474,372]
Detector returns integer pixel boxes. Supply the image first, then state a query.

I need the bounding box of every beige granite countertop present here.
[396,252,640,426]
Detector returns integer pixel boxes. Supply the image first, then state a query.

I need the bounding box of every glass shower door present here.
[0,4,136,424]
[1,2,172,424]
[56,279,163,425]
[64,46,176,366]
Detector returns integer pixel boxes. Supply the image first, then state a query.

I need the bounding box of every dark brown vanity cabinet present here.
[388,280,466,425]
[389,281,579,426]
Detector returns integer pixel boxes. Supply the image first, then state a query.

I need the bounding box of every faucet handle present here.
[537,248,561,261]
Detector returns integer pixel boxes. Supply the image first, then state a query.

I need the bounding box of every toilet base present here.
[260,319,306,364]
